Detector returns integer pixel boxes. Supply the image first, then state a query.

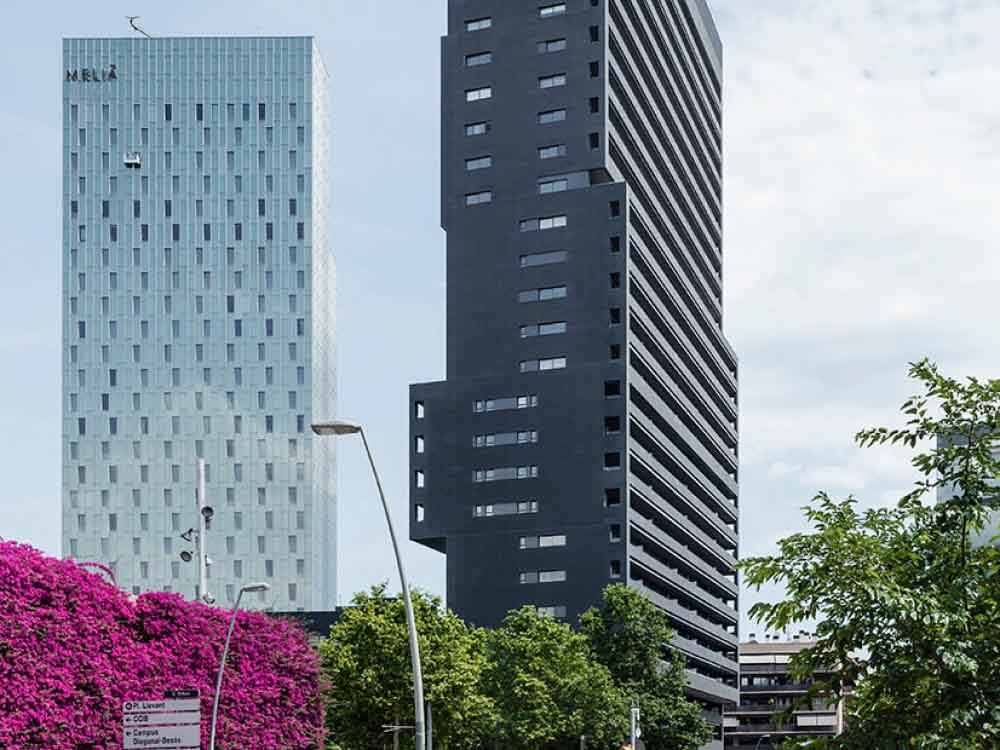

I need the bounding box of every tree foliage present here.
[483,606,629,750]
[741,360,1000,749]
[319,584,496,750]
[0,540,324,750]
[580,584,713,750]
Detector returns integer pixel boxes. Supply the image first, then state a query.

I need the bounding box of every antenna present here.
[128,16,152,38]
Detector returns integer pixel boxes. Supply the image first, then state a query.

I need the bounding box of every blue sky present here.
[0,0,997,632]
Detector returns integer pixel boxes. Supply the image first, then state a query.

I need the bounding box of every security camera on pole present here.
[196,458,215,604]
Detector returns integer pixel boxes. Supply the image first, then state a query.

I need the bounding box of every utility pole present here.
[630,704,640,750]
[426,703,433,750]
[196,458,214,604]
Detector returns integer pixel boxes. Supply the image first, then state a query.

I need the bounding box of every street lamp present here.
[312,419,426,750]
[755,734,772,750]
[209,582,270,750]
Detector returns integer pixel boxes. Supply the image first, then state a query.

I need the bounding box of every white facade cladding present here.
[61,36,336,611]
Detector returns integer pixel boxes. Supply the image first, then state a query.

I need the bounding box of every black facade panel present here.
[413,0,738,728]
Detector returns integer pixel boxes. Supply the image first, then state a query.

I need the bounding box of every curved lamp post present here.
[209,581,270,750]
[755,734,772,750]
[312,419,425,750]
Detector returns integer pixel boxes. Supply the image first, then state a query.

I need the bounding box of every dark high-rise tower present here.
[410,0,738,735]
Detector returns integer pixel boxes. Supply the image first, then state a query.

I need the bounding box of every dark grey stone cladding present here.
[410,0,739,726]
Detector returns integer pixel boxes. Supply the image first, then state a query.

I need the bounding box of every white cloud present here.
[713,0,1000,628]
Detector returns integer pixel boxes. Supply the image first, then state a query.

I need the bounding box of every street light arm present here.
[357,428,426,750]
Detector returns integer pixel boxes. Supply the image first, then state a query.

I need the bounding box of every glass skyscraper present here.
[61,36,336,611]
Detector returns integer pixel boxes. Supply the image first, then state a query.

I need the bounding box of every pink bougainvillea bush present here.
[0,540,324,749]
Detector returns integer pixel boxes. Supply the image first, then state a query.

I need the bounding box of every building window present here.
[415,436,425,454]
[466,17,492,31]
[465,190,493,206]
[520,322,567,337]
[466,86,493,102]
[465,51,493,67]
[604,380,622,397]
[465,121,491,136]
[473,395,538,413]
[604,488,622,507]
[610,560,622,578]
[415,504,425,522]
[415,401,425,419]
[520,215,567,232]
[518,286,568,303]
[520,250,568,267]
[521,569,567,584]
[415,470,425,488]
[538,144,567,159]
[474,500,538,517]
[520,357,567,373]
[539,73,566,89]
[538,605,567,618]
[538,39,567,53]
[539,3,567,18]
[609,200,621,218]
[520,534,566,549]
[605,416,622,434]
[609,524,622,542]
[473,466,539,483]
[538,178,568,194]
[538,108,567,124]
[604,452,622,470]
[473,430,538,448]
[465,155,492,171]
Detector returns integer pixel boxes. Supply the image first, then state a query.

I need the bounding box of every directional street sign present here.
[123,698,200,714]
[123,690,200,750]
[123,724,200,749]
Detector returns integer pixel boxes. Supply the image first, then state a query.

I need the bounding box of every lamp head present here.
[241,582,270,594]
[311,419,362,436]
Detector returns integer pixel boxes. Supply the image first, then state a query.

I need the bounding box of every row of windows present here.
[69,364,306,391]
[68,244,305,267]
[71,339,306,365]
[473,500,538,517]
[463,3,568,33]
[473,430,538,448]
[520,321,566,338]
[73,221,307,243]
[76,317,306,340]
[74,414,308,437]
[473,395,538,413]
[68,484,305,510]
[519,533,566,549]
[519,356,567,373]
[69,101,301,124]
[69,387,304,414]
[71,127,306,155]
[69,436,306,462]
[519,569,566,584]
[78,198,305,219]
[71,509,307,535]
[72,459,306,485]
[473,465,539,482]
[71,172,306,195]
[70,268,309,292]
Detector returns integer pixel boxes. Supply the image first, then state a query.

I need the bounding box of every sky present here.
[0,0,997,634]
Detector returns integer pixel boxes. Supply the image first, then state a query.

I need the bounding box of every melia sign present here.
[65,64,118,82]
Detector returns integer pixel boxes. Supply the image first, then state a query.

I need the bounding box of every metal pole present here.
[358,428,425,750]
[426,703,433,750]
[209,588,244,750]
[197,458,209,603]
[630,705,639,750]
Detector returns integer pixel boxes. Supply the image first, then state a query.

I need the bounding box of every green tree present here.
[483,606,629,750]
[318,584,496,750]
[741,361,1000,750]
[580,584,714,750]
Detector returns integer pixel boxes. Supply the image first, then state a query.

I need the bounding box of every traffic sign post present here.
[122,690,200,750]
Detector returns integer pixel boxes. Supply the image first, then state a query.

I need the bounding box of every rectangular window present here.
[538,178,568,194]
[465,121,491,136]
[519,215,567,232]
[539,4,567,18]
[519,357,567,373]
[539,73,566,89]
[520,534,567,549]
[465,191,493,206]
[465,52,493,67]
[538,144,567,159]
[466,86,493,102]
[465,155,492,171]
[474,500,538,518]
[538,109,567,124]
[465,17,492,31]
[520,250,568,267]
[518,286,568,303]
[520,322,567,337]
[538,38,567,53]
[473,430,538,448]
[539,570,567,583]
[473,466,539,483]
[538,605,568,618]
[473,395,537,413]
